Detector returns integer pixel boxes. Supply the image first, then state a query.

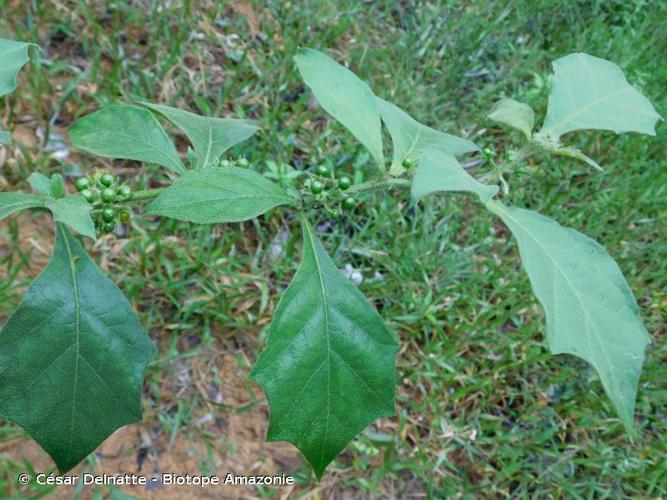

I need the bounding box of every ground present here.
[0,0,665,498]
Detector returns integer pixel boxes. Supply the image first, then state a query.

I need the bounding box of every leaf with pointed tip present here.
[377,97,479,175]
[250,221,398,479]
[0,224,156,473]
[486,201,650,431]
[0,192,46,220]
[0,129,10,145]
[553,146,603,171]
[139,102,260,168]
[412,148,498,203]
[146,167,295,223]
[294,47,384,168]
[69,104,185,174]
[540,53,662,138]
[488,98,535,140]
[0,38,34,98]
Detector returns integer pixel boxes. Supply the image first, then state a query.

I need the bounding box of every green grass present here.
[1,0,665,497]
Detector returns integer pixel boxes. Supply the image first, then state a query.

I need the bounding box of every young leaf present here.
[28,172,53,196]
[0,38,34,97]
[411,148,498,203]
[294,47,384,168]
[250,220,398,479]
[0,224,156,473]
[540,53,662,138]
[70,104,185,174]
[139,102,260,168]
[0,192,47,220]
[486,200,650,431]
[376,97,479,175]
[146,167,295,223]
[488,98,535,140]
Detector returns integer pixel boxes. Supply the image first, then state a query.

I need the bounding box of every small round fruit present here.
[482,147,494,159]
[401,157,413,169]
[220,159,232,167]
[116,185,132,198]
[75,177,91,192]
[102,221,116,233]
[337,176,352,190]
[101,188,117,203]
[81,189,95,204]
[310,180,324,194]
[119,210,131,223]
[342,196,356,210]
[101,208,116,223]
[236,157,249,168]
[100,173,115,187]
[316,165,329,176]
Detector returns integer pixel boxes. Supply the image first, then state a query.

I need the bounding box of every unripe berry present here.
[102,221,116,233]
[310,180,324,194]
[316,165,329,176]
[101,208,116,223]
[81,189,95,204]
[342,196,356,210]
[482,147,494,159]
[116,185,132,198]
[100,173,115,187]
[101,188,116,203]
[119,210,131,223]
[401,157,414,169]
[236,157,249,168]
[337,176,352,190]
[75,177,91,192]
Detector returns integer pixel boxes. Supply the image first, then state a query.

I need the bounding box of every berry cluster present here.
[219,156,250,168]
[74,172,132,234]
[303,164,356,215]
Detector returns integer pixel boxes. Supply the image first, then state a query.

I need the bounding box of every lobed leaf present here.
[0,38,34,98]
[295,48,384,168]
[0,224,156,473]
[139,102,260,168]
[250,220,398,479]
[411,148,498,203]
[377,97,479,175]
[486,200,650,431]
[69,104,185,174]
[540,53,662,138]
[146,167,295,223]
[488,98,535,140]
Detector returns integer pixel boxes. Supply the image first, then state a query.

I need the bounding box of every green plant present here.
[0,37,661,480]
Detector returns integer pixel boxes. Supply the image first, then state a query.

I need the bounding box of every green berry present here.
[316,165,329,176]
[81,189,95,204]
[101,188,116,203]
[100,173,115,187]
[236,157,249,168]
[483,147,494,159]
[337,176,352,190]
[102,221,116,233]
[310,180,324,194]
[342,196,356,210]
[101,208,115,223]
[75,177,91,192]
[119,210,131,223]
[401,157,413,169]
[116,185,132,198]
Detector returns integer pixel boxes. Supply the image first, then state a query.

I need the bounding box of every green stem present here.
[346,178,411,194]
[123,188,164,203]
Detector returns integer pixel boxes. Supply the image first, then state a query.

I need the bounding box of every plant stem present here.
[123,188,164,203]
[347,178,411,194]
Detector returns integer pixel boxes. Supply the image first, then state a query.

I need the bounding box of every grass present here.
[1,0,665,497]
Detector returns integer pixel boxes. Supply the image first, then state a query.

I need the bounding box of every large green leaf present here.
[539,53,662,138]
[250,220,398,479]
[486,200,650,430]
[412,148,498,203]
[139,102,260,168]
[376,97,479,175]
[487,98,535,140]
[294,47,384,168]
[0,224,156,473]
[146,167,295,223]
[69,104,185,174]
[0,38,33,98]
[0,192,95,239]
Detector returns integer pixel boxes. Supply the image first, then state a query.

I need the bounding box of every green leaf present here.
[250,220,397,479]
[0,224,156,473]
[411,148,498,203]
[487,98,535,140]
[294,47,384,168]
[486,200,650,430]
[552,146,603,172]
[0,129,11,145]
[139,102,260,168]
[0,192,47,220]
[146,167,295,223]
[70,104,185,174]
[0,38,33,98]
[540,53,662,138]
[28,172,66,198]
[376,97,479,175]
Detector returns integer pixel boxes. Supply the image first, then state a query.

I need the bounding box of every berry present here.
[101,208,115,223]
[482,147,494,159]
[236,157,249,168]
[75,177,91,192]
[401,157,413,169]
[119,210,131,223]
[220,159,233,168]
[81,189,95,204]
[316,165,329,176]
[310,180,324,194]
[101,188,116,203]
[342,196,356,210]
[337,176,352,190]
[116,185,132,198]
[100,173,115,187]
[102,221,116,233]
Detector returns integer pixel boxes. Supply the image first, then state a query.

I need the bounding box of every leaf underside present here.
[250,221,397,479]
[487,201,650,430]
[146,167,295,223]
[0,225,156,473]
